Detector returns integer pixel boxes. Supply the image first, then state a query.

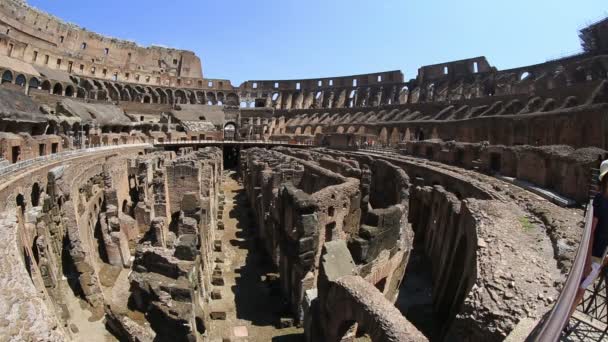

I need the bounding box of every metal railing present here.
[152,139,315,146]
[0,143,151,179]
[532,200,594,341]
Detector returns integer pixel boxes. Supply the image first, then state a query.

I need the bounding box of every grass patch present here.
[519,216,534,231]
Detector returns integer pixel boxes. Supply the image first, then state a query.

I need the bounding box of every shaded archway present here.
[1,70,13,84]
[65,85,74,97]
[15,74,26,87]
[224,122,237,140]
[52,83,63,96]
[28,77,40,90]
[31,183,42,207]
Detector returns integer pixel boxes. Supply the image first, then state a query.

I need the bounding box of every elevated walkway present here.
[153,140,314,149]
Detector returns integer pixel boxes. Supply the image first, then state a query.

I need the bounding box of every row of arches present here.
[0,67,242,106]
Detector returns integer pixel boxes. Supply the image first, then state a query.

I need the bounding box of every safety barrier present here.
[531,200,594,341]
[0,143,151,178]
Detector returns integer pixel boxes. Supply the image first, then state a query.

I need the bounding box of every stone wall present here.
[404,140,606,202]
[240,147,412,323]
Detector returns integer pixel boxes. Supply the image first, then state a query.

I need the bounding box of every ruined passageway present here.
[207,170,304,341]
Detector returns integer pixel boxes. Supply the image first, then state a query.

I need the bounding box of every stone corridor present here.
[207,171,304,341]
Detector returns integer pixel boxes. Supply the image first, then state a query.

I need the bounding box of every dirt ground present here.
[206,171,304,341]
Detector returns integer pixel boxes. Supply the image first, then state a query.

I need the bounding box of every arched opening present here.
[1,70,13,84]
[399,86,409,104]
[28,78,40,90]
[15,74,26,87]
[226,93,239,106]
[64,85,74,97]
[16,194,25,214]
[175,90,186,104]
[52,83,63,95]
[520,71,531,81]
[224,122,236,141]
[41,80,51,92]
[417,129,425,141]
[31,183,41,207]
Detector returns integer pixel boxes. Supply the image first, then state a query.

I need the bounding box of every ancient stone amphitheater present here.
[1,0,607,341]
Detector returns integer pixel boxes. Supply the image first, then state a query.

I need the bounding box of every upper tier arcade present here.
[0,0,207,88]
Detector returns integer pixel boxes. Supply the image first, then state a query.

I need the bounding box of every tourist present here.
[566,159,608,330]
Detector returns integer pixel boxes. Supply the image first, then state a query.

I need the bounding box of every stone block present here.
[174,234,198,261]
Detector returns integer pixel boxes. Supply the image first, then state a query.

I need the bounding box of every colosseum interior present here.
[0,0,607,341]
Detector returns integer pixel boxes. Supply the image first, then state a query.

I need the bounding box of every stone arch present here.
[357,126,365,135]
[41,80,52,92]
[76,87,87,99]
[336,126,345,134]
[15,74,26,87]
[1,70,13,84]
[225,92,239,106]
[224,121,237,140]
[186,90,197,104]
[303,126,312,135]
[206,92,216,105]
[31,182,42,207]
[124,85,137,101]
[16,193,25,214]
[196,91,206,104]
[156,88,168,104]
[313,126,323,135]
[399,86,409,104]
[165,88,174,104]
[175,89,187,104]
[294,126,303,135]
[65,85,75,97]
[347,126,356,134]
[323,276,422,342]
[519,71,532,81]
[105,82,120,101]
[28,77,40,90]
[52,83,63,96]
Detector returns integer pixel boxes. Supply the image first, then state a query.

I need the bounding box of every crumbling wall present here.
[309,241,426,342]
[241,147,413,324]
[405,140,605,202]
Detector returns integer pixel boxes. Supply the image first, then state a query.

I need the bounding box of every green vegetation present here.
[519,216,534,231]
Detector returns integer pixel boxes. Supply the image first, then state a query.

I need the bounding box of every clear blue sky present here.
[28,0,607,85]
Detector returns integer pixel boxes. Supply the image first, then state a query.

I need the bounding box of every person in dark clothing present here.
[567,160,608,322]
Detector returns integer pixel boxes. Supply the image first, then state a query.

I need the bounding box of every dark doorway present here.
[39,144,45,156]
[51,143,58,154]
[456,149,464,166]
[223,146,240,169]
[490,153,501,174]
[224,122,237,141]
[31,183,41,207]
[375,277,387,293]
[16,194,25,214]
[11,146,20,163]
[255,99,266,107]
